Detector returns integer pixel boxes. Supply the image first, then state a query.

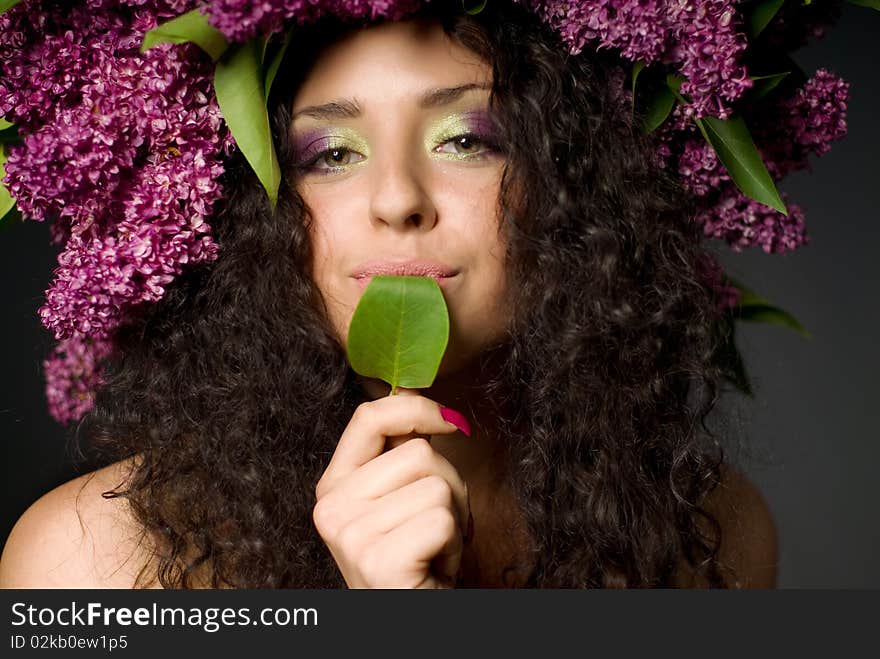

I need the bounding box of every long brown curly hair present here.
[80,0,736,588]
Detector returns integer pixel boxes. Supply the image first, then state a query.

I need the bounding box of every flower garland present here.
[0,0,870,424]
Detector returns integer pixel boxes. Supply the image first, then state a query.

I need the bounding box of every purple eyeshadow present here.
[463,110,501,143]
[293,129,331,162]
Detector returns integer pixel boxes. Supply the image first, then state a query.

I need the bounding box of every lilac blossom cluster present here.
[758,68,851,177]
[205,0,753,120]
[42,336,115,426]
[667,68,849,258]
[201,0,424,42]
[0,0,853,423]
[528,0,752,119]
[0,0,233,423]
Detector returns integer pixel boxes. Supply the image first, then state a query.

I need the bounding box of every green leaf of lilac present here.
[140,8,229,62]
[696,114,788,215]
[0,123,18,144]
[631,62,645,92]
[749,71,790,99]
[641,85,676,134]
[214,38,281,209]
[846,0,880,11]
[714,313,754,398]
[0,205,21,233]
[346,275,450,394]
[0,1,21,14]
[630,61,646,119]
[665,75,786,214]
[264,27,294,101]
[746,0,785,38]
[725,275,811,338]
[0,117,13,131]
[666,73,684,97]
[0,144,19,228]
[462,0,488,15]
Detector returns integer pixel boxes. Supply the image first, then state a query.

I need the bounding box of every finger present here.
[373,506,464,588]
[318,393,460,496]
[386,387,428,451]
[329,439,470,535]
[354,475,466,537]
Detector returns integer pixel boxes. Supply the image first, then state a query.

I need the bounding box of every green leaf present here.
[846,0,879,10]
[0,123,18,144]
[746,0,785,38]
[0,205,22,233]
[714,313,754,398]
[214,38,281,208]
[735,304,812,336]
[726,275,812,338]
[696,114,787,215]
[0,144,18,226]
[346,275,450,393]
[0,117,13,131]
[630,61,646,119]
[264,27,294,101]
[640,85,676,134]
[462,0,488,15]
[666,73,684,97]
[665,75,786,214]
[140,8,229,62]
[749,71,790,99]
[0,0,21,14]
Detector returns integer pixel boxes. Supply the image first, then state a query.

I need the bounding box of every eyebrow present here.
[291,82,491,122]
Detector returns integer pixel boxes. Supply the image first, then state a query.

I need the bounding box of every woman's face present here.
[291,18,510,379]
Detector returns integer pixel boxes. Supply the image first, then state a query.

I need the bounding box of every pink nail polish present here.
[439,406,471,437]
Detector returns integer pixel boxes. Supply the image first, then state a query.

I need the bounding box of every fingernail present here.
[439,406,471,437]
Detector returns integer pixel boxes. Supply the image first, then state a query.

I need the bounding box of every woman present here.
[0,0,777,588]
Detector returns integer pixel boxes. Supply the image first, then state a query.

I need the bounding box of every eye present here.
[433,133,497,158]
[308,147,365,171]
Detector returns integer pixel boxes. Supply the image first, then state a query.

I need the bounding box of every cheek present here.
[303,189,355,278]
[302,197,357,346]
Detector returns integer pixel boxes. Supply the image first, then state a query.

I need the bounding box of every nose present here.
[367,155,438,231]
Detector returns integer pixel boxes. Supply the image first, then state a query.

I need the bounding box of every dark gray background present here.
[1,4,877,587]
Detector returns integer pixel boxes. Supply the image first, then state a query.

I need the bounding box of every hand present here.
[312,387,471,588]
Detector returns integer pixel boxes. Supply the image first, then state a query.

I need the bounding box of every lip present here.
[353,273,456,290]
[351,258,458,279]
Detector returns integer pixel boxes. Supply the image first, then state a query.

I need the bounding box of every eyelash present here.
[295,132,500,176]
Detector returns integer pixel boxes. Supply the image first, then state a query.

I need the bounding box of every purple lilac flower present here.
[697,189,808,255]
[677,138,730,197]
[671,139,808,254]
[0,0,854,423]
[750,69,850,181]
[202,0,425,42]
[696,251,740,312]
[43,336,114,426]
[783,69,849,159]
[535,0,669,62]
[0,0,233,422]
[37,146,224,342]
[529,0,751,119]
[668,0,752,120]
[654,66,847,255]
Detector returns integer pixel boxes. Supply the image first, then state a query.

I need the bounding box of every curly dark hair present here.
[80,0,737,588]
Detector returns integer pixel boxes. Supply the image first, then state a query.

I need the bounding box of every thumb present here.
[385,386,429,451]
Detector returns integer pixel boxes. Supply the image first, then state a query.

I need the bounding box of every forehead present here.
[291,19,492,108]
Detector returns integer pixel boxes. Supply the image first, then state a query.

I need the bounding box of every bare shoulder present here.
[0,456,160,589]
[672,464,779,588]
